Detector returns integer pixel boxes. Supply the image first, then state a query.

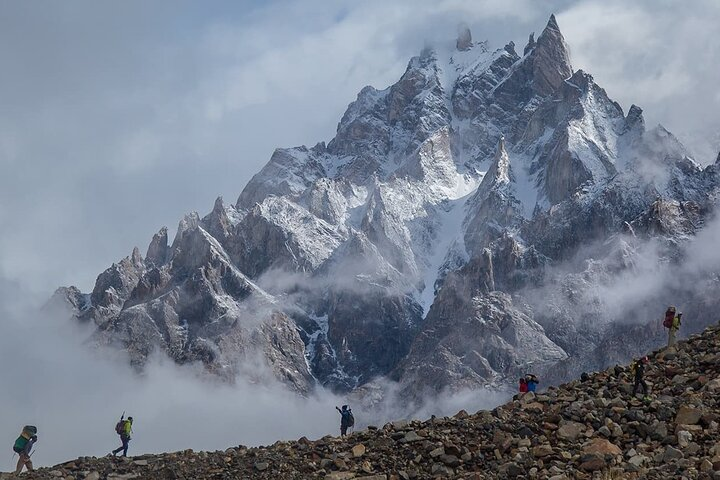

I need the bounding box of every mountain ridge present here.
[54,14,720,402]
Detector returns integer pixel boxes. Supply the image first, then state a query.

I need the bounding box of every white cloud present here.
[0,295,506,468]
[558,0,720,163]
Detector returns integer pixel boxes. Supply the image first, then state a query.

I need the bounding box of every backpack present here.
[13,436,27,454]
[629,361,637,376]
[115,420,125,435]
[663,308,675,328]
[341,410,355,428]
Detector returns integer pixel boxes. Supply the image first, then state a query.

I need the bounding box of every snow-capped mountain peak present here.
[56,15,720,402]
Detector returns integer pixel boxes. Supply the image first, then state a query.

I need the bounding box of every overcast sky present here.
[1,0,719,299]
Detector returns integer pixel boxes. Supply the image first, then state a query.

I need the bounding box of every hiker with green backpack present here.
[111,414,133,457]
[13,425,38,474]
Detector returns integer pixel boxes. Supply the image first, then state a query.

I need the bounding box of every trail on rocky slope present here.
[11,322,720,479]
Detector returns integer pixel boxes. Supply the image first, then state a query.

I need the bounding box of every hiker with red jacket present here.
[518,377,528,393]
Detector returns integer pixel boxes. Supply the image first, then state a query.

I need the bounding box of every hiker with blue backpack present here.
[525,374,539,392]
[13,425,37,474]
[336,405,355,437]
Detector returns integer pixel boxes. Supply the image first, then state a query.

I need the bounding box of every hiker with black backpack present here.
[111,414,133,457]
[335,405,354,437]
[663,306,682,347]
[13,425,37,474]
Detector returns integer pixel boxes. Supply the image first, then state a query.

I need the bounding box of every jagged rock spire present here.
[131,247,143,266]
[523,32,536,55]
[203,196,231,241]
[625,104,645,134]
[486,136,512,185]
[531,14,573,96]
[475,136,513,201]
[504,41,516,56]
[146,226,169,267]
[456,24,473,51]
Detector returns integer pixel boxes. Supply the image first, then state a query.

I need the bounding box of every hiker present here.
[13,425,38,475]
[525,374,539,393]
[335,405,354,437]
[518,377,528,393]
[663,306,682,347]
[630,356,649,396]
[112,415,133,457]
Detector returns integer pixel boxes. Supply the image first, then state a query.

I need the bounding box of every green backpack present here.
[13,426,37,454]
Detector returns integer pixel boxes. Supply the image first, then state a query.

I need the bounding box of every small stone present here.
[254,461,269,471]
[429,447,444,458]
[662,446,683,462]
[325,473,356,480]
[675,405,703,425]
[579,453,606,471]
[507,462,524,477]
[582,438,622,456]
[532,444,553,457]
[677,430,692,448]
[401,431,423,443]
[352,444,366,458]
[557,421,584,441]
[431,463,450,475]
[439,454,460,467]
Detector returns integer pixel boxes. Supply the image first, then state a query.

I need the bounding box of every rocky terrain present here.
[11,322,720,479]
[54,13,720,402]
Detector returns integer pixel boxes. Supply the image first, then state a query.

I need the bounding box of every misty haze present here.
[2,1,720,478]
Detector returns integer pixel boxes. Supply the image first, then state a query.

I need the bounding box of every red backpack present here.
[663,309,675,328]
[115,420,125,435]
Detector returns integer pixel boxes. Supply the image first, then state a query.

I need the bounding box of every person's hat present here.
[668,306,676,312]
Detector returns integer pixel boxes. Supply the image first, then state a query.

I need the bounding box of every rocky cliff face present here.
[56,15,720,400]
[15,324,720,479]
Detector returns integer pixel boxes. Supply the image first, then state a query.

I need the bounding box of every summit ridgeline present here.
[12,323,720,479]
